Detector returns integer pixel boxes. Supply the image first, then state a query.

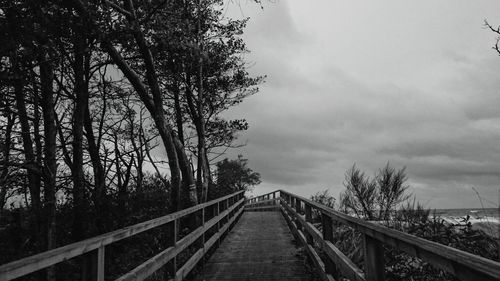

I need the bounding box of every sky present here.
[219,0,500,209]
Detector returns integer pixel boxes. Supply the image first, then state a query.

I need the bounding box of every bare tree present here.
[485,20,500,56]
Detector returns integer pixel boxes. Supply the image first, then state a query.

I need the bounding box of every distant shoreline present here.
[434,210,500,238]
[432,208,499,218]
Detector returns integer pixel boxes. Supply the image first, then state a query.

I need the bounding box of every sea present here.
[432,208,499,219]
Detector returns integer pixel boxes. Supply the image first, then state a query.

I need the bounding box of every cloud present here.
[222,1,500,208]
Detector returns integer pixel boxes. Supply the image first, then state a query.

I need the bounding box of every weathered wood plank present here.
[244,206,280,212]
[205,207,244,251]
[193,211,311,281]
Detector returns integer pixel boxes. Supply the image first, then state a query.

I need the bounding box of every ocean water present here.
[432,208,499,219]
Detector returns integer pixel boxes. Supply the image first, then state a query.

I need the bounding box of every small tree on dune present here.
[340,163,410,221]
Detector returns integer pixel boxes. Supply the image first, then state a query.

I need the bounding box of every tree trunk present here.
[72,26,89,242]
[196,0,209,203]
[114,133,125,226]
[39,49,57,281]
[32,93,44,176]
[84,108,106,230]
[84,108,106,204]
[128,105,144,193]
[173,83,185,145]
[0,112,15,215]
[184,80,209,203]
[12,62,43,250]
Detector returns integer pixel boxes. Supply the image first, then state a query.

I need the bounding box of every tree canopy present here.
[212,155,261,199]
[0,1,262,278]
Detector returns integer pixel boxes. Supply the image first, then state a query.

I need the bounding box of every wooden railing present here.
[0,190,245,281]
[277,190,500,281]
[245,190,280,211]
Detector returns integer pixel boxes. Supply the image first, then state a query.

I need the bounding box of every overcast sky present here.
[222,0,500,209]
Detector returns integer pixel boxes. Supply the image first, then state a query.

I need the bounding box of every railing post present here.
[97,246,105,281]
[165,218,179,280]
[304,204,313,245]
[364,234,385,281]
[295,198,301,214]
[216,202,221,246]
[294,198,302,231]
[202,206,206,236]
[321,213,338,279]
[202,206,206,265]
[229,196,233,216]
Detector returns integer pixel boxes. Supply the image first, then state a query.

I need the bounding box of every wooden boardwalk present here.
[193,211,313,281]
[4,190,500,281]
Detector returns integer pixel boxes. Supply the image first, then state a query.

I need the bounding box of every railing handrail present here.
[277,189,500,281]
[0,190,245,281]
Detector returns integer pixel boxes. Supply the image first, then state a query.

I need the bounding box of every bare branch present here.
[484,20,500,56]
[104,0,132,18]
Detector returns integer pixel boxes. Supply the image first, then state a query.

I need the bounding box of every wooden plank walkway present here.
[193,211,313,281]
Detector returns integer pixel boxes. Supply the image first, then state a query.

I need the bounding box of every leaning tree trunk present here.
[70,0,198,210]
